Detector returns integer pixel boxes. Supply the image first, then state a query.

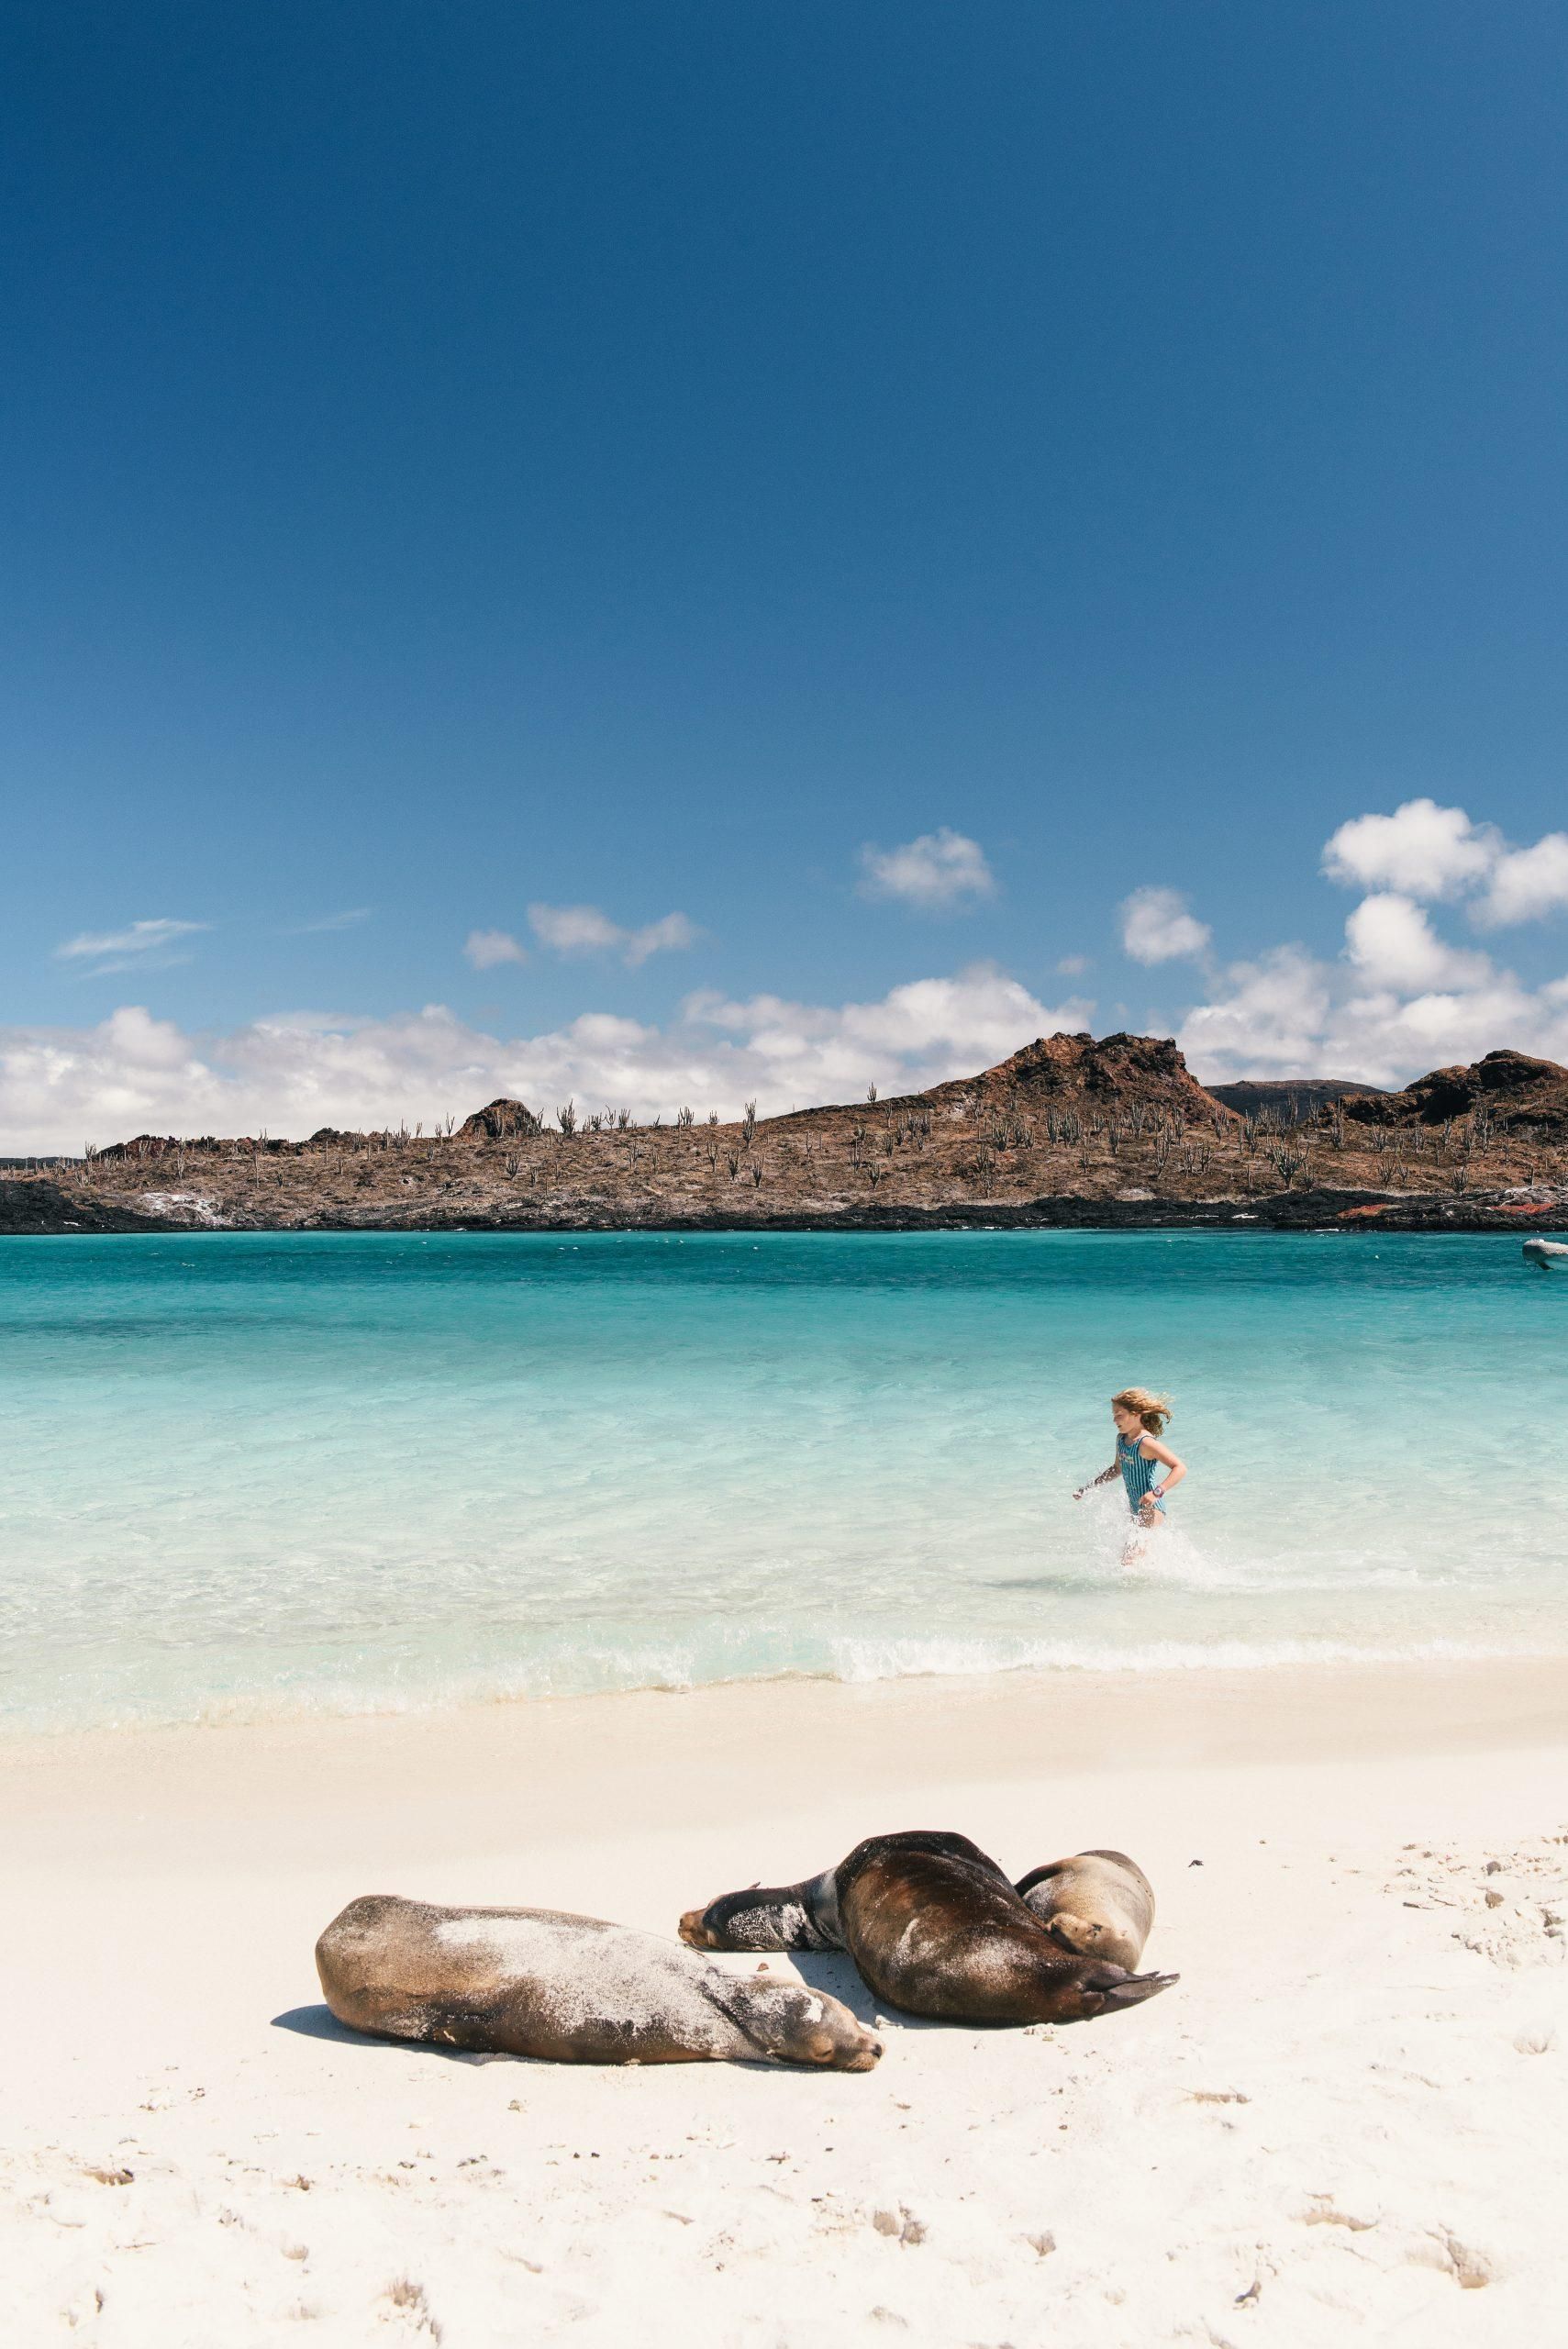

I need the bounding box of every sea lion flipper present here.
[1095,1970,1177,2011]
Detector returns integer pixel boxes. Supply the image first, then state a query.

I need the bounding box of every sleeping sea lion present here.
[679,1831,1174,2026]
[1014,1849,1155,1974]
[317,1894,882,2069]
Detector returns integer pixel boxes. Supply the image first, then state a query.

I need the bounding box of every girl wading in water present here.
[1074,1388,1187,1559]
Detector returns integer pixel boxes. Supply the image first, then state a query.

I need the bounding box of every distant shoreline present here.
[7,1034,1568,1236]
[3,1181,1564,1238]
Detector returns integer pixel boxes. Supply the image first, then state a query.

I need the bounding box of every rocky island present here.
[5,1032,1567,1235]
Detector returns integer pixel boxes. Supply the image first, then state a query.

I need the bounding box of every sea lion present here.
[1013,1850,1155,1974]
[316,1895,882,2069]
[679,1831,1174,2026]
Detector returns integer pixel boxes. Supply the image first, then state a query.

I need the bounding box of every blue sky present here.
[5,4,1567,1143]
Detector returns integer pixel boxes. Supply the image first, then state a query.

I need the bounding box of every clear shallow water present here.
[1,1230,1563,1731]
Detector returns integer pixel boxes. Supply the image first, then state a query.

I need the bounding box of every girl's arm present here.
[1073,1459,1120,1498]
[1140,1436,1186,1495]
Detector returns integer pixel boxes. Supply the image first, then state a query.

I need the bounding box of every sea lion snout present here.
[830,2024,884,2071]
[798,2000,883,2071]
[806,2022,883,2067]
[752,1983,882,2070]
[679,1905,716,1947]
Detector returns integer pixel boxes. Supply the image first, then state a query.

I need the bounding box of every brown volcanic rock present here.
[100,1131,287,1158]
[459,1097,542,1141]
[19,1030,1568,1236]
[934,1031,1236,1121]
[1343,1050,1568,1134]
[96,1133,184,1161]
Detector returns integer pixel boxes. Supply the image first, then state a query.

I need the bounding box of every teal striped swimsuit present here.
[1118,1431,1165,1518]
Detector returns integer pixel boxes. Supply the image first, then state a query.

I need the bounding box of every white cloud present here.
[464,928,528,970]
[21,796,1568,1152]
[622,911,699,967]
[527,903,623,954]
[1175,831,1568,1085]
[1323,799,1568,930]
[1118,887,1212,966]
[0,966,1095,1153]
[1342,894,1492,993]
[1322,799,1498,901]
[1169,802,1568,1082]
[1181,959,1567,1091]
[1177,909,1568,1089]
[527,903,698,966]
[295,908,371,934]
[686,963,1089,1091]
[1056,953,1091,976]
[1176,947,1335,1078]
[858,829,995,911]
[1475,833,1568,928]
[54,918,208,973]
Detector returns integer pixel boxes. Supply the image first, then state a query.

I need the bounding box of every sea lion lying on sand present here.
[1014,1849,1155,1974]
[317,1895,882,2069]
[679,1830,1174,2026]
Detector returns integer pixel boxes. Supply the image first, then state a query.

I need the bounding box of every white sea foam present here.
[0,1630,1528,1740]
[825,1632,1529,1682]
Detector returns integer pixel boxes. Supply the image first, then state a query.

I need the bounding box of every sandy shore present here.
[6,1658,1566,2345]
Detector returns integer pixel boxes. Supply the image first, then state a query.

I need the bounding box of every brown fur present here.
[317,1895,881,2069]
[1014,1849,1155,1974]
[681,1831,1174,2026]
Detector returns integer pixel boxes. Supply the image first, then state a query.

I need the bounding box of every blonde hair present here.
[1112,1387,1173,1436]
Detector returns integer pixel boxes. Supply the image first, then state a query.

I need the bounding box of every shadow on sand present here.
[270,2004,506,2062]
[273,1967,932,2065]
[272,2003,360,2043]
[784,1950,940,2032]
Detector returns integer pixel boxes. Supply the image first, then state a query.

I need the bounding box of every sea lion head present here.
[1044,1957,1177,2023]
[679,1887,806,1950]
[731,1976,883,2071]
[680,1894,740,1948]
[1015,1850,1157,1976]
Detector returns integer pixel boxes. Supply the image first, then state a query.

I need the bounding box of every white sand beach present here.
[5,1657,1566,2346]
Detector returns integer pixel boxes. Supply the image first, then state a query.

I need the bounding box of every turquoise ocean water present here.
[2,1230,1563,1733]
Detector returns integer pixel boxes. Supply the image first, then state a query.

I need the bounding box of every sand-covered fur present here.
[317,1895,881,2069]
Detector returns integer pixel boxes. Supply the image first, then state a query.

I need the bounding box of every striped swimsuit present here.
[1118,1431,1165,1519]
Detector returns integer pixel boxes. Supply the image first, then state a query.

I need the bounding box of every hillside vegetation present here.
[6,1036,1567,1233]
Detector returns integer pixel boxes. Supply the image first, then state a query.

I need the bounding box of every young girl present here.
[1074,1389,1187,1551]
